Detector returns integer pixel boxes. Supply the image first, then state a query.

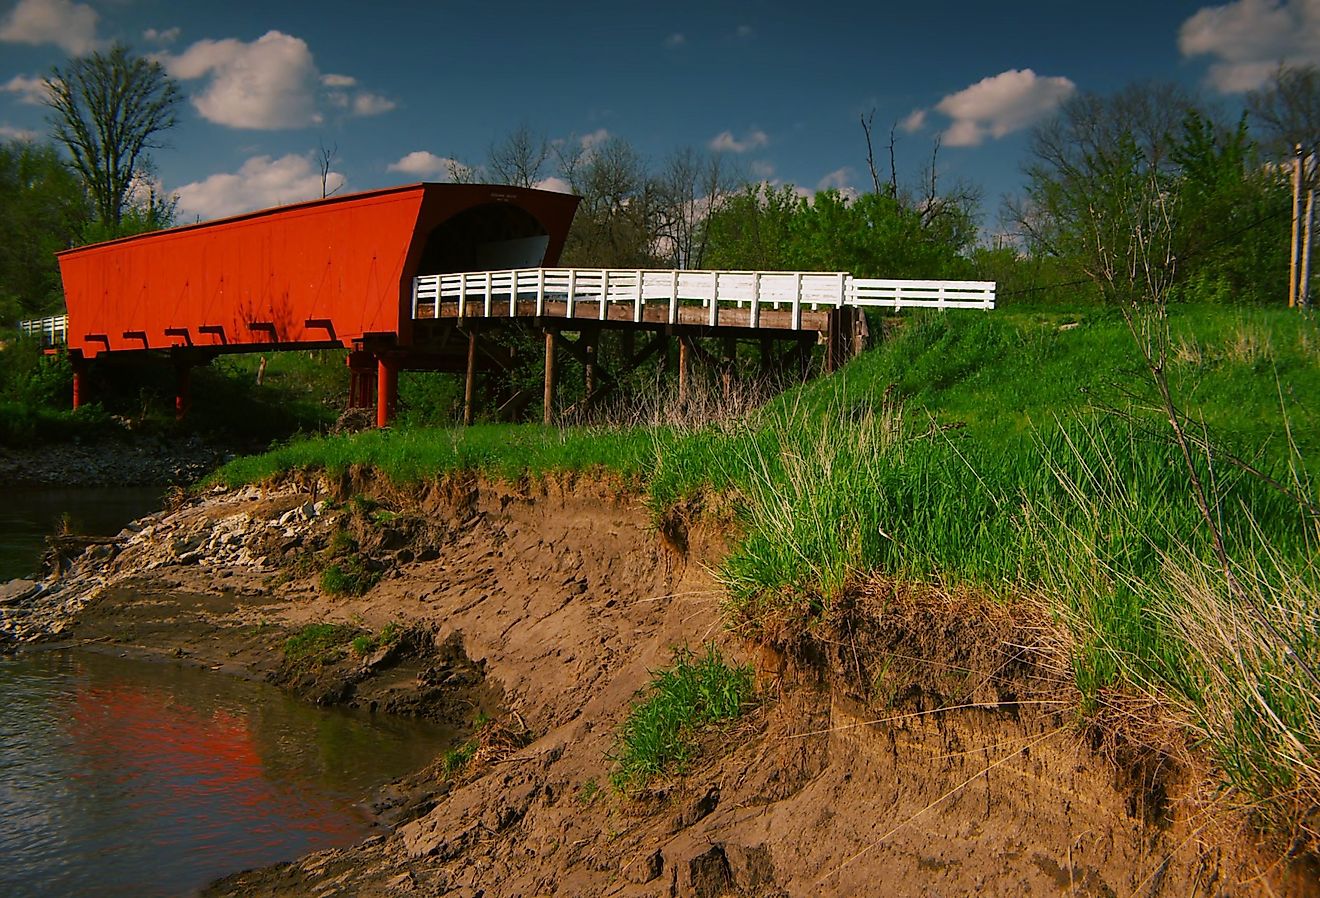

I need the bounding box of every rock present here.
[724,843,778,892]
[0,579,38,606]
[621,849,664,884]
[677,845,732,898]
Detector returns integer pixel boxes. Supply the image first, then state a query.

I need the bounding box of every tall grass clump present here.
[611,645,755,791]
[1028,420,1320,846]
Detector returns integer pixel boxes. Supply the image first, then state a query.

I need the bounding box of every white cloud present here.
[0,123,38,141]
[577,128,610,151]
[533,176,574,194]
[664,32,686,47]
[386,150,472,180]
[899,108,927,133]
[1179,0,1320,92]
[351,91,396,116]
[164,31,321,129]
[143,26,180,45]
[750,159,776,179]
[161,30,396,130]
[934,68,1075,147]
[0,0,98,56]
[709,128,769,153]
[816,166,855,193]
[1,74,49,105]
[173,153,344,222]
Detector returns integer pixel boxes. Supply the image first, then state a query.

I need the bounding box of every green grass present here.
[610,645,755,791]
[283,622,361,664]
[319,556,378,596]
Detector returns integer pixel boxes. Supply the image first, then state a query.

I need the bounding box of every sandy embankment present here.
[4,475,1316,897]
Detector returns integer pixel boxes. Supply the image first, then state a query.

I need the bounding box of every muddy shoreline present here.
[5,477,1318,897]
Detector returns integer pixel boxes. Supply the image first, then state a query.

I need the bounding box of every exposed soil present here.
[6,475,1317,897]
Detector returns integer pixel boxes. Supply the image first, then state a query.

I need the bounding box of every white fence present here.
[413,268,993,330]
[17,315,68,346]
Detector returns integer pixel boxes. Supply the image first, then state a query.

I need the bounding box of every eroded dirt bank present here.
[4,476,1316,897]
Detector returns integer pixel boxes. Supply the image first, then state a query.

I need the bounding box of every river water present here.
[0,486,167,581]
[0,648,453,897]
[0,488,452,896]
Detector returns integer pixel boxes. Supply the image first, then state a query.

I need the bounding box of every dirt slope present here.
[8,476,1315,897]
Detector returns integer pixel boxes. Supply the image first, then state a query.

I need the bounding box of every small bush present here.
[611,645,755,791]
[319,556,378,596]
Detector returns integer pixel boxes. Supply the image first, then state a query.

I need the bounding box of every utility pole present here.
[1303,149,1316,309]
[1290,144,1304,309]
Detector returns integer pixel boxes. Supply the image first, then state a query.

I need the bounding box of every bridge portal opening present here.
[417,203,550,275]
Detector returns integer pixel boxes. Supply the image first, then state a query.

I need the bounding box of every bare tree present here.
[1247,64,1320,159]
[656,147,741,268]
[45,43,181,227]
[317,140,342,199]
[488,123,550,188]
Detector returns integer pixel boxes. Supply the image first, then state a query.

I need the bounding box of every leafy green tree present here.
[1170,111,1289,304]
[45,42,181,231]
[0,140,89,321]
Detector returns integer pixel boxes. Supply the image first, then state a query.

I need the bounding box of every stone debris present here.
[1,481,331,645]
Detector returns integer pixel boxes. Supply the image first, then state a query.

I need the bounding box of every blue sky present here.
[0,0,1310,229]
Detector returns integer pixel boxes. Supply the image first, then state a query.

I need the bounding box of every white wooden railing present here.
[412,268,993,329]
[17,314,68,345]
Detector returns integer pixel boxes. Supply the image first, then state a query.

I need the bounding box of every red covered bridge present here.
[53,181,994,427]
[57,183,580,425]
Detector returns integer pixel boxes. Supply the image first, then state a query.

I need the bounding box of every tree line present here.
[3,42,1320,326]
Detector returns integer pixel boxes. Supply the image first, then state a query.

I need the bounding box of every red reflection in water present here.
[66,681,359,842]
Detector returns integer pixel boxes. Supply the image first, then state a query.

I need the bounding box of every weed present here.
[441,739,477,777]
[284,623,359,664]
[319,555,379,596]
[610,645,755,791]
[578,777,601,805]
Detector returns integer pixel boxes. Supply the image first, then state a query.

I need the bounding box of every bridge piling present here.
[70,353,86,410]
[543,329,557,425]
[376,355,399,427]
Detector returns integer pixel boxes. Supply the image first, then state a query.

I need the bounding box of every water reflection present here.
[0,486,166,580]
[0,649,452,898]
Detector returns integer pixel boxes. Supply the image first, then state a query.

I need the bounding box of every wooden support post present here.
[759,335,775,380]
[376,355,398,428]
[678,335,691,405]
[463,329,478,426]
[721,335,736,399]
[583,329,598,407]
[543,329,557,425]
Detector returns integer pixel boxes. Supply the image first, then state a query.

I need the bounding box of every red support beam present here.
[376,355,398,427]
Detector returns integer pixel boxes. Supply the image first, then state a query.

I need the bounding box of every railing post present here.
[509,269,518,316]
[710,271,719,326]
[751,272,761,328]
[484,270,493,317]
[837,272,846,308]
[536,268,545,317]
[566,269,577,319]
[669,270,679,325]
[792,272,802,330]
[458,272,468,319]
[634,269,643,322]
[599,269,610,321]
